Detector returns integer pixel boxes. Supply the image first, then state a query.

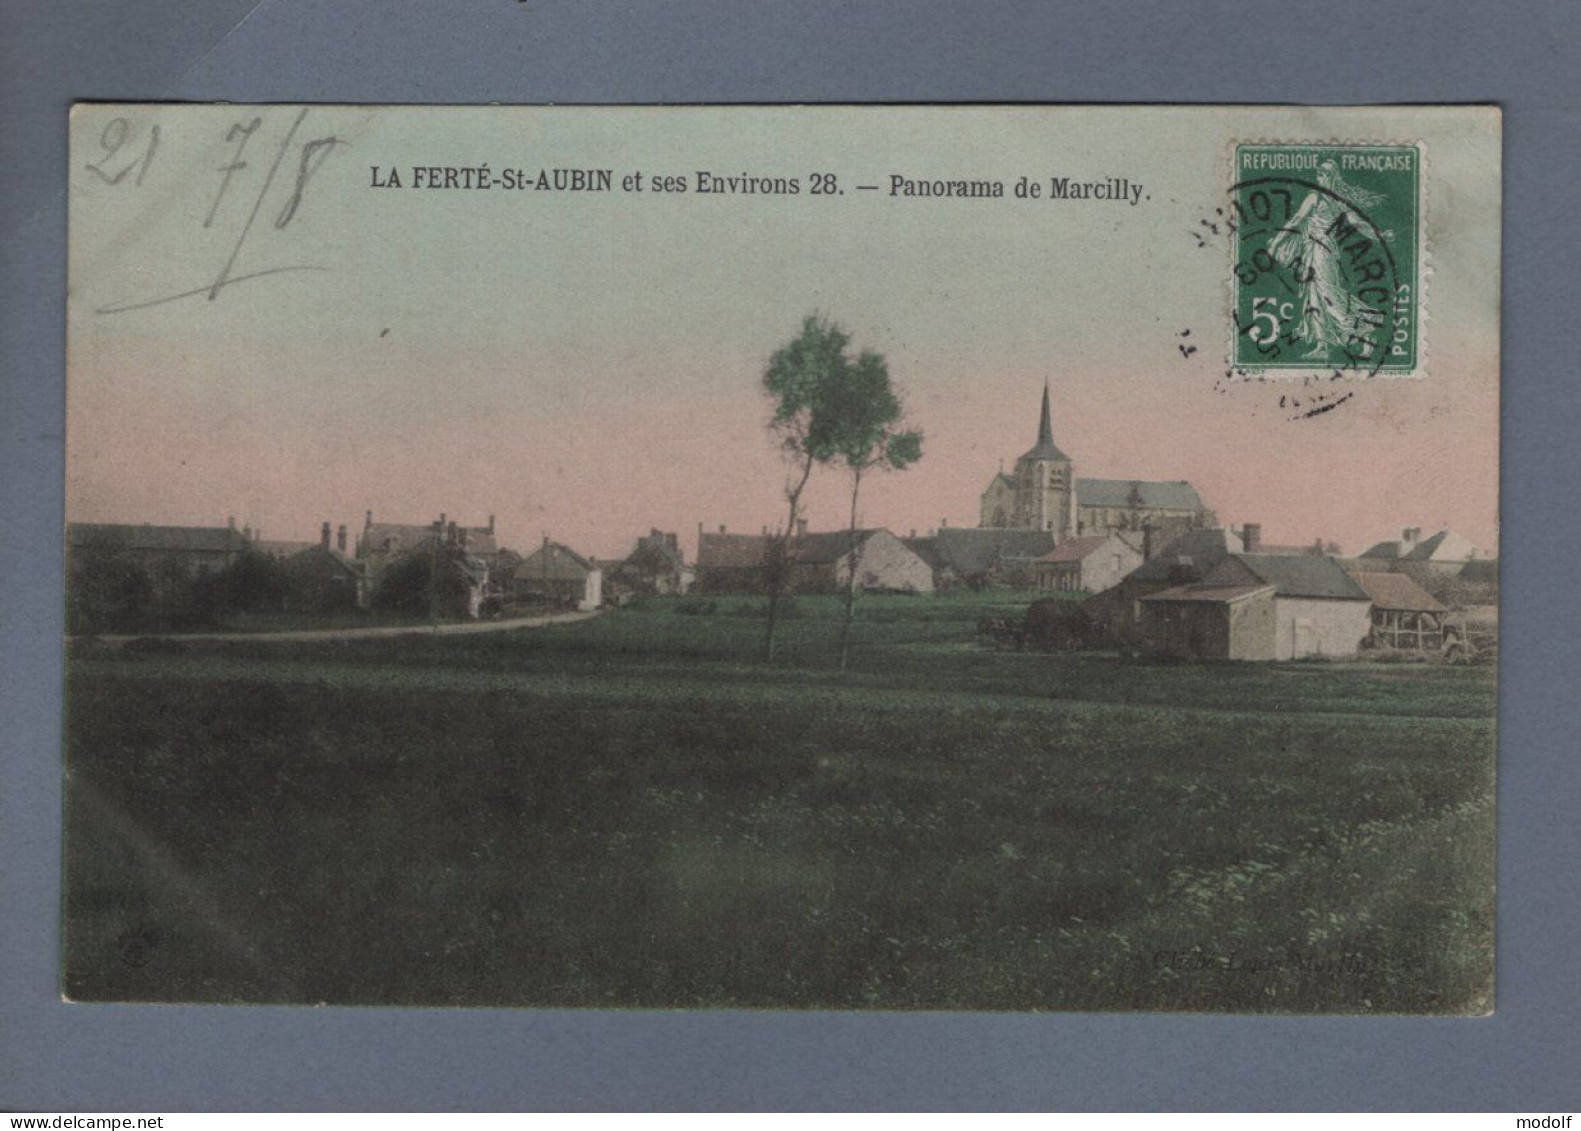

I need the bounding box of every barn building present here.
[1347,570,1449,651]
[1140,553,1372,661]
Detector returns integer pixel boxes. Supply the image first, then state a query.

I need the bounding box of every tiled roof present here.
[1220,554,1370,600]
[1038,534,1113,563]
[1126,528,1244,583]
[929,528,1058,574]
[1345,571,1447,612]
[360,521,497,558]
[696,532,773,570]
[67,522,245,553]
[1076,478,1205,511]
[255,539,315,559]
[284,543,364,577]
[794,530,882,565]
[521,541,594,579]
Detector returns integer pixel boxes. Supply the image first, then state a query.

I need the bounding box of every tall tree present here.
[828,351,923,671]
[759,315,850,662]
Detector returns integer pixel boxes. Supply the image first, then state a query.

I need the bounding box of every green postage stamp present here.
[1231,143,1420,375]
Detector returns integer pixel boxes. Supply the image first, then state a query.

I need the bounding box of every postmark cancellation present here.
[1230,143,1422,379]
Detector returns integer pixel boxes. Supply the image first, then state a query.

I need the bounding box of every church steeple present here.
[1019,380,1069,462]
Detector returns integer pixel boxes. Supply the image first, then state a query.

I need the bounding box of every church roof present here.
[1018,383,1070,462]
[1076,478,1205,512]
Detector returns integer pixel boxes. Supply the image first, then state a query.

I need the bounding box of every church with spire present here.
[979,383,1213,545]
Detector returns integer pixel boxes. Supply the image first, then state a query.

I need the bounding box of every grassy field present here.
[62,592,1496,1012]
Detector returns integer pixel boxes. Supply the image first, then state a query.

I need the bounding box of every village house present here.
[1034,531,1143,594]
[1358,527,1488,572]
[789,529,935,595]
[516,539,602,610]
[67,518,253,593]
[609,529,693,597]
[356,511,500,590]
[694,525,774,593]
[1140,553,1372,661]
[904,526,1057,589]
[281,522,369,613]
[1346,570,1449,651]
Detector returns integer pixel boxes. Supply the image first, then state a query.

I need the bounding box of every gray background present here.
[2,0,1576,1112]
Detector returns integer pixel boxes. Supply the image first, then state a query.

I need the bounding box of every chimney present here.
[1242,522,1262,552]
[242,524,253,541]
[365,510,373,530]
[719,524,727,534]
[941,518,949,528]
[666,532,677,550]
[1142,523,1154,561]
[459,527,470,548]
[909,528,917,539]
[762,525,768,536]
[320,521,332,549]
[1402,526,1420,545]
[228,515,236,530]
[448,520,459,544]
[796,518,808,539]
[337,525,348,553]
[487,514,496,535]
[697,521,704,541]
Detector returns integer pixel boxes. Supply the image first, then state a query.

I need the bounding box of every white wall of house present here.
[1081,534,1144,594]
[1274,597,1371,659]
[578,568,603,611]
[839,530,935,593]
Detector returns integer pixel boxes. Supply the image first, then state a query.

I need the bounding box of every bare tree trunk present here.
[837,464,865,672]
[762,452,815,662]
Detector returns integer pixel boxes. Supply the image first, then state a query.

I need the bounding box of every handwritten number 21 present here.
[86,117,160,186]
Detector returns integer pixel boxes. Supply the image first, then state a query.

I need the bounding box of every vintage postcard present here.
[63,105,1499,1011]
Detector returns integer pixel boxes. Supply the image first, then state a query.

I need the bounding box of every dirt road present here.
[83,609,602,646]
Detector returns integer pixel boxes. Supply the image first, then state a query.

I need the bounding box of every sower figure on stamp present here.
[1265,160,1388,359]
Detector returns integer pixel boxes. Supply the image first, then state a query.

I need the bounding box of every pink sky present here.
[67,331,1497,564]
